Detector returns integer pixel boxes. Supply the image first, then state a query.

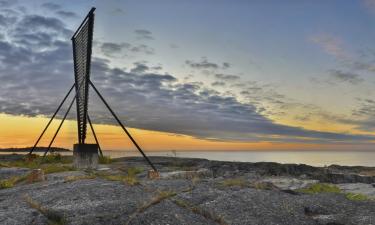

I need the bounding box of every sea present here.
[3,150,374,167]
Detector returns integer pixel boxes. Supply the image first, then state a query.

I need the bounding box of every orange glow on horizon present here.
[0,113,372,151]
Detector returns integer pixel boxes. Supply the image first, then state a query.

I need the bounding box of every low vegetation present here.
[96,167,144,186]
[24,195,67,225]
[64,175,96,183]
[1,153,72,169]
[220,178,248,188]
[345,192,369,201]
[0,173,35,189]
[297,183,341,194]
[98,155,112,164]
[298,183,370,201]
[173,198,228,225]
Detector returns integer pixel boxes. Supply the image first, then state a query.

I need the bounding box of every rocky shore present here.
[0,155,374,225]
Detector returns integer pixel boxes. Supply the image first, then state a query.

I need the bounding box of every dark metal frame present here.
[28,7,158,172]
[72,8,94,144]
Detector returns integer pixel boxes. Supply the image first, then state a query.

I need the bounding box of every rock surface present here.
[0,155,374,225]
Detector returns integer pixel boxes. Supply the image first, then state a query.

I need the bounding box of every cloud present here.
[0,0,17,7]
[186,58,230,70]
[215,73,240,81]
[56,10,78,18]
[40,2,61,11]
[134,29,154,40]
[0,6,373,144]
[211,81,226,87]
[130,62,150,74]
[310,34,348,59]
[329,70,363,84]
[99,42,154,57]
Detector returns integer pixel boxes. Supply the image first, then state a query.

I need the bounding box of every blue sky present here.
[2,0,375,148]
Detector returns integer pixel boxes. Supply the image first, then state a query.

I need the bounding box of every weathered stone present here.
[159,168,212,179]
[26,169,45,183]
[147,170,160,179]
[260,177,319,190]
[73,144,98,169]
[0,156,374,225]
[337,183,375,199]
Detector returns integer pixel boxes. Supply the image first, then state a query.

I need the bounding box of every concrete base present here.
[73,144,99,169]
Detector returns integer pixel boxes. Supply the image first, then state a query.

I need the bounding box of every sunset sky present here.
[1,0,375,151]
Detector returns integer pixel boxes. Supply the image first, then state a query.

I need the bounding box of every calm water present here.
[103,150,375,167]
[2,150,374,167]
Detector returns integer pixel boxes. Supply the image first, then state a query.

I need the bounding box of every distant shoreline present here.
[0,147,71,152]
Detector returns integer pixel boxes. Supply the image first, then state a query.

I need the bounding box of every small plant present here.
[124,176,139,186]
[0,179,14,189]
[0,174,29,189]
[127,167,144,176]
[345,193,369,201]
[220,178,248,188]
[98,155,112,164]
[297,183,341,194]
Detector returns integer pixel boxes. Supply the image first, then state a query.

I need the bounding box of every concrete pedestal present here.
[73,144,99,169]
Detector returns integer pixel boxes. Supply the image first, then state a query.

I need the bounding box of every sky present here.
[1,0,375,151]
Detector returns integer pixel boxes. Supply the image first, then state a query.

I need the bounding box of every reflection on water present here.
[2,150,374,167]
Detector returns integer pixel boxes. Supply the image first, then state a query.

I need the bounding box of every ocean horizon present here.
[3,150,374,167]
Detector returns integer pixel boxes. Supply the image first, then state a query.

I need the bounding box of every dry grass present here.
[64,175,96,183]
[173,198,228,225]
[24,195,67,225]
[125,190,177,225]
[220,178,248,188]
[96,172,140,186]
[0,173,39,189]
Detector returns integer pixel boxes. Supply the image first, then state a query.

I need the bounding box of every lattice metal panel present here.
[72,10,94,144]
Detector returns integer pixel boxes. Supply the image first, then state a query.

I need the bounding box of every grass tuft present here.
[345,193,369,201]
[64,175,96,183]
[24,195,66,225]
[220,178,248,188]
[297,183,341,194]
[41,164,74,174]
[173,198,228,225]
[127,167,144,176]
[96,171,140,186]
[98,155,112,164]
[0,174,29,189]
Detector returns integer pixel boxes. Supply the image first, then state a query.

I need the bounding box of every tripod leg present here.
[29,83,75,155]
[87,114,103,157]
[43,96,76,157]
[89,81,157,172]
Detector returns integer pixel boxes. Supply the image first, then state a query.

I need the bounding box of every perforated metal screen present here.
[72,9,94,144]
